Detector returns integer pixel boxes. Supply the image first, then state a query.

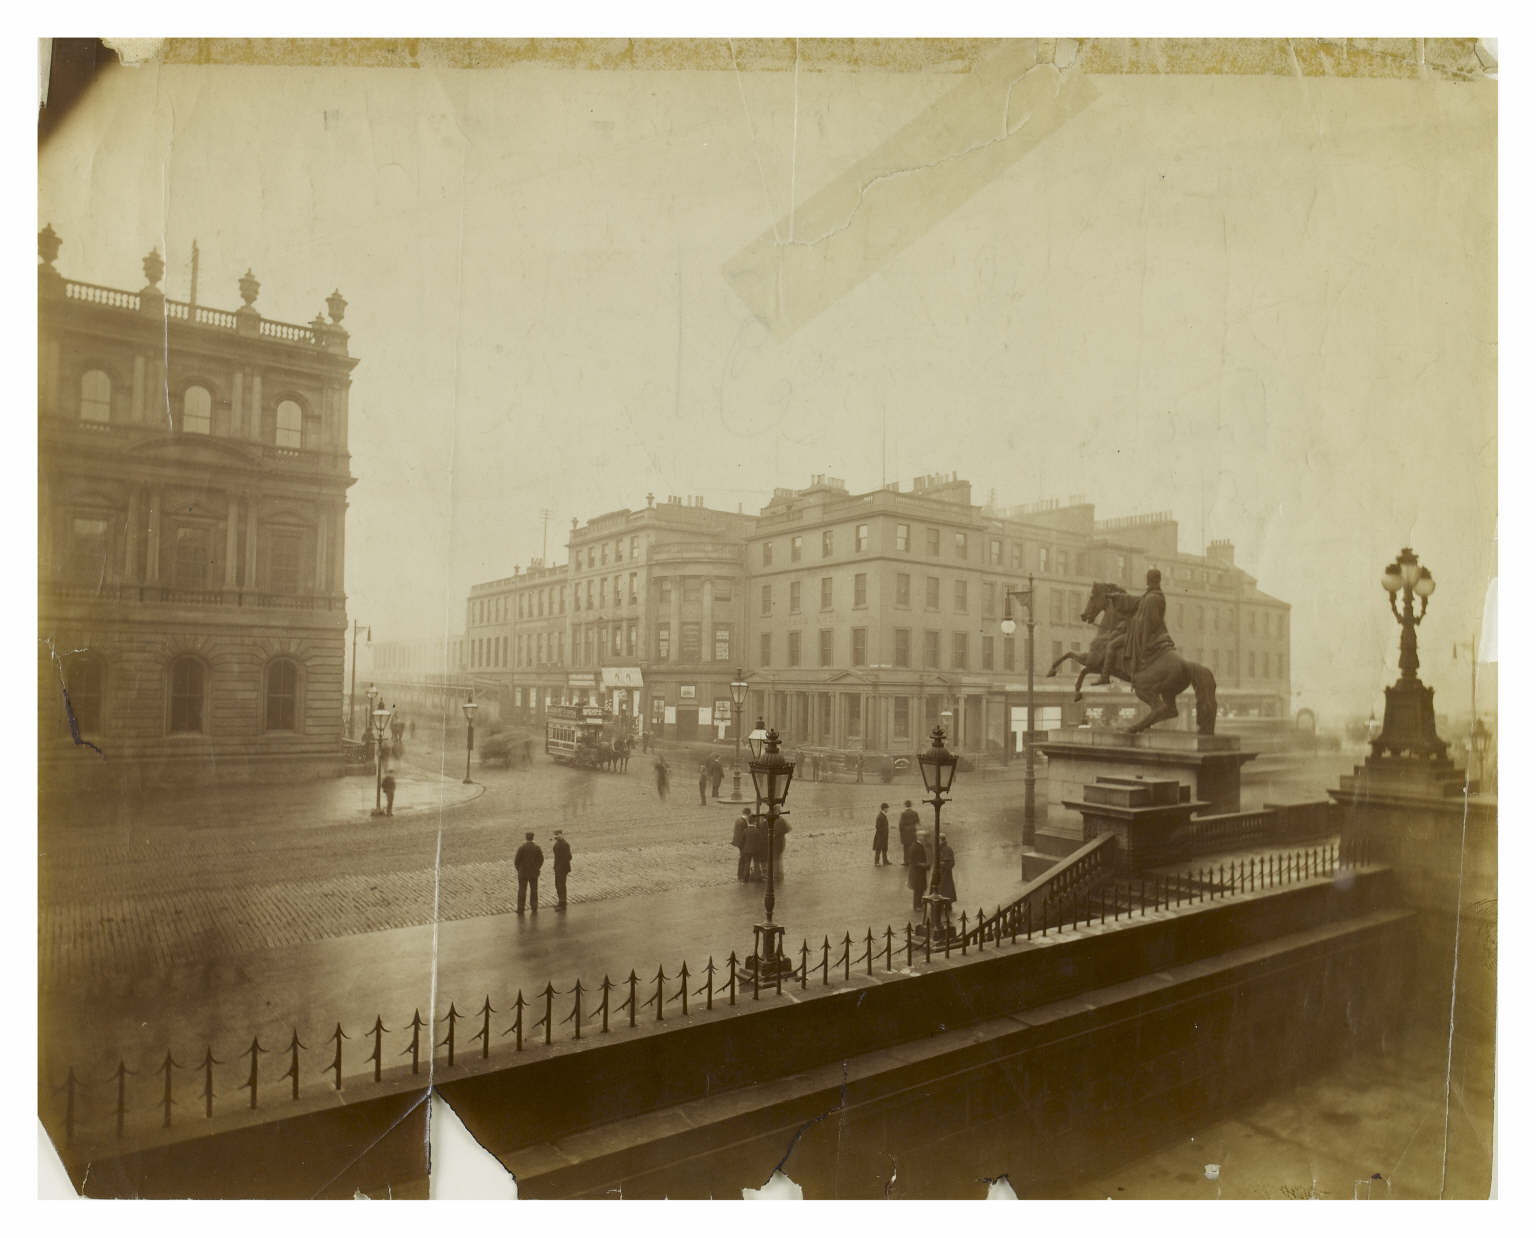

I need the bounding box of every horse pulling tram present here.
[544,704,632,771]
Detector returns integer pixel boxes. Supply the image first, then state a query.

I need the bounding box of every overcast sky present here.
[37,42,1497,725]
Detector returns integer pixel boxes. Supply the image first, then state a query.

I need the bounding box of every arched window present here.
[169,657,204,733]
[265,659,299,731]
[183,385,212,435]
[80,370,111,423]
[61,653,105,734]
[275,400,303,449]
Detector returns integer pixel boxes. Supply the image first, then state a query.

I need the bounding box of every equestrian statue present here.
[1047,569,1219,735]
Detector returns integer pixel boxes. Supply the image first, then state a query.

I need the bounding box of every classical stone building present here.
[38,227,358,788]
[468,474,1290,755]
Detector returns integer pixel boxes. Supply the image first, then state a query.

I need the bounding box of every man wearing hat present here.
[897,800,920,866]
[872,802,891,866]
[552,830,573,909]
[514,831,544,914]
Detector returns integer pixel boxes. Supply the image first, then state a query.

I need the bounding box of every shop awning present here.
[601,667,645,689]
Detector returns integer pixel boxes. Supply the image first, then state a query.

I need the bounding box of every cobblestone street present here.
[38,745,1355,1080]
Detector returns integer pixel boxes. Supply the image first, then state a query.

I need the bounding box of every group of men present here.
[730,809,788,880]
[873,800,957,911]
[512,829,573,914]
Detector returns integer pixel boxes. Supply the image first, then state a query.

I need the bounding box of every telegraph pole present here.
[540,508,552,562]
[348,619,370,737]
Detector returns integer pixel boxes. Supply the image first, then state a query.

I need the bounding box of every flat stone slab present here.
[1045,728,1241,754]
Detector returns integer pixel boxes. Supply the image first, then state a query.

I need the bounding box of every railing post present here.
[284,1028,305,1100]
[653,967,666,1023]
[1026,901,1032,940]
[114,1059,131,1138]
[843,932,853,981]
[866,928,875,976]
[678,963,689,1018]
[906,922,914,968]
[885,926,894,971]
[800,940,810,990]
[572,982,584,1040]
[472,999,492,1061]
[160,1052,177,1129]
[201,1047,219,1118]
[512,990,527,1048]
[703,959,715,1012]
[405,1010,425,1072]
[441,1003,459,1065]
[822,936,832,986]
[327,1022,348,1087]
[244,1037,266,1109]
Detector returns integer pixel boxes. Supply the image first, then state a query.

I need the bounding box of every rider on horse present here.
[1124,569,1176,673]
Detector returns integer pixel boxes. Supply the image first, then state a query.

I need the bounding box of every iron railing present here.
[41,836,1375,1152]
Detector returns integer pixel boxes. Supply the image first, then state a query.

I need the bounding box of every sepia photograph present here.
[34,33,1499,1200]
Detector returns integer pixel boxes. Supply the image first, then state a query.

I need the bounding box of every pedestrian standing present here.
[732,811,750,882]
[855,753,865,783]
[897,801,919,866]
[872,802,891,866]
[654,755,670,800]
[514,831,544,914]
[381,768,397,816]
[698,762,710,805]
[907,835,930,912]
[552,830,572,909]
[642,730,651,754]
[710,754,724,798]
[937,833,957,902]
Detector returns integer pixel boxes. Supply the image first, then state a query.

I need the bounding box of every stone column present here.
[130,355,145,423]
[244,496,259,590]
[224,492,240,588]
[250,373,263,442]
[701,577,714,665]
[669,577,682,664]
[145,487,162,582]
[231,370,245,437]
[124,487,141,582]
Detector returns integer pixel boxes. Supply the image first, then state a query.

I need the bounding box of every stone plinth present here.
[1040,728,1258,824]
[1063,776,1209,872]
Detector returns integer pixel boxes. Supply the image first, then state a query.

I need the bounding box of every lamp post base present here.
[738,922,794,984]
[917,893,958,948]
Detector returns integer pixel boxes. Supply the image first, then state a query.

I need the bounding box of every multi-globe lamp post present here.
[462,691,479,784]
[740,719,796,988]
[1372,547,1447,761]
[916,724,960,948]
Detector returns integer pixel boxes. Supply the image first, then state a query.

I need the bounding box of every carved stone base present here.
[1371,678,1448,761]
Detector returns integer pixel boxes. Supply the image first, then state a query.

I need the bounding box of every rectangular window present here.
[924,630,940,668]
[984,582,996,617]
[599,579,607,607]
[954,532,968,559]
[1003,636,1016,670]
[989,538,1002,565]
[790,581,801,613]
[788,631,801,667]
[982,635,995,670]
[714,626,731,661]
[896,573,911,607]
[657,623,671,661]
[761,583,772,615]
[651,697,666,725]
[854,573,867,607]
[1051,589,1064,622]
[630,536,639,560]
[952,632,968,670]
[713,578,732,603]
[896,523,910,551]
[174,526,213,591]
[819,629,834,667]
[926,528,941,556]
[791,535,803,562]
[587,547,595,568]
[614,539,623,563]
[820,577,833,610]
[1248,651,1256,677]
[1263,651,1271,678]
[822,529,834,557]
[894,628,911,667]
[926,577,940,610]
[630,572,638,603]
[760,631,772,666]
[851,628,867,665]
[855,523,869,552]
[67,516,110,583]
[680,622,702,662]
[894,696,910,738]
[601,543,608,565]
[762,542,774,566]
[585,580,594,608]
[627,621,638,657]
[954,579,968,612]
[1057,549,1069,576]
[612,625,623,654]
[1010,541,1023,568]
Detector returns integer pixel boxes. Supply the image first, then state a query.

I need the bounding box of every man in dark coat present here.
[381,768,397,816]
[552,830,572,909]
[698,762,710,805]
[907,835,930,912]
[732,812,751,881]
[1125,568,1177,675]
[897,801,920,866]
[936,833,957,902]
[514,831,544,914]
[709,754,724,798]
[872,803,891,866]
[654,755,669,800]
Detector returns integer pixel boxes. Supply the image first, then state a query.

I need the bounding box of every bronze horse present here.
[1052,581,1219,735]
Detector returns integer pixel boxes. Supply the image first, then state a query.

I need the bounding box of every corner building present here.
[38,228,358,788]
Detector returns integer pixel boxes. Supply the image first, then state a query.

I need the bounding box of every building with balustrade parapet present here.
[37,226,358,787]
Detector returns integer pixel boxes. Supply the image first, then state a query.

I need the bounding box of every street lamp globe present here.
[1413,568,1436,598]
[371,704,391,738]
[1380,563,1403,593]
[747,718,768,763]
[1000,603,1017,637]
[730,669,749,712]
[461,692,479,725]
[917,724,959,800]
[1398,550,1422,589]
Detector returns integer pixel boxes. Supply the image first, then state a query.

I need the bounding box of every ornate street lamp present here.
[461,691,479,784]
[1372,547,1447,761]
[1001,578,1037,844]
[725,668,749,802]
[365,683,380,750]
[741,720,796,990]
[916,724,960,948]
[370,702,393,816]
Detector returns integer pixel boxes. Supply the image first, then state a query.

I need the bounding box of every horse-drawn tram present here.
[544,704,631,770]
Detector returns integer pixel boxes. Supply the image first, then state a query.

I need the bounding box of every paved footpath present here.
[39,744,1355,1079]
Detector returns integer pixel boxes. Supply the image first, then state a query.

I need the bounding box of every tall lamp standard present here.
[461,691,479,784]
[725,668,749,802]
[1001,578,1037,845]
[348,620,371,738]
[916,724,960,948]
[370,701,393,816]
[1373,548,1446,761]
[365,683,380,757]
[740,720,796,988]
[1472,716,1491,789]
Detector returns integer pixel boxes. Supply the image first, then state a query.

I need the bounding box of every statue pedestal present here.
[1372,678,1448,761]
[1063,776,1210,872]
[1040,729,1258,845]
